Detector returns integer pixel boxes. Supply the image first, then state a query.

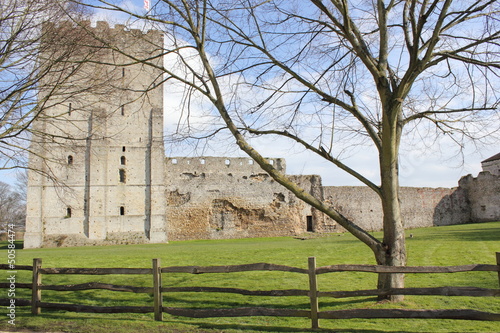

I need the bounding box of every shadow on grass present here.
[319,296,379,309]
[163,294,378,310]
[0,240,24,249]
[17,310,420,333]
[17,294,424,333]
[418,222,500,242]
[440,227,500,242]
[164,295,309,310]
[179,320,419,333]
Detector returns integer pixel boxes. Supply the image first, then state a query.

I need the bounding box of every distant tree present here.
[73,0,499,301]
[15,170,28,201]
[0,0,94,174]
[0,181,25,231]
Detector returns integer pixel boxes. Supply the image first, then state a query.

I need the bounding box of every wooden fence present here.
[1,254,500,329]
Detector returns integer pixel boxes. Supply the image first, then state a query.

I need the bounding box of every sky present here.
[165,133,497,188]
[0,1,498,189]
[266,144,497,188]
[162,77,497,188]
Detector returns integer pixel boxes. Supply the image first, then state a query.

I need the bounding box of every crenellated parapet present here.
[42,20,163,47]
[166,156,286,175]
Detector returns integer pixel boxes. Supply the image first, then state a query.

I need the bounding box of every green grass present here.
[1,222,499,332]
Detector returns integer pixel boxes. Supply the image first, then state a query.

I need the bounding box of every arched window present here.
[119,169,126,183]
[120,206,125,216]
[67,155,73,165]
[120,156,126,165]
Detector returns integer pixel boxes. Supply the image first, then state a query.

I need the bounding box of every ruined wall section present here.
[481,156,500,176]
[322,186,471,232]
[323,186,381,232]
[459,172,500,223]
[165,157,321,240]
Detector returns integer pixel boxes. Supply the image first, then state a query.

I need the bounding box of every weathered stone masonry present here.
[24,23,500,247]
[165,157,330,240]
[165,155,499,241]
[24,22,167,248]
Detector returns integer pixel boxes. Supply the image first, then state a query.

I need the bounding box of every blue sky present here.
[1,1,497,189]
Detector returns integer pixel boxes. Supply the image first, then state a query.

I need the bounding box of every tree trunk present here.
[376,102,407,302]
[376,167,407,301]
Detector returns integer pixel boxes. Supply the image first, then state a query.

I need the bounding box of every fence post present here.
[308,256,319,329]
[496,252,500,288]
[153,258,163,321]
[31,258,42,315]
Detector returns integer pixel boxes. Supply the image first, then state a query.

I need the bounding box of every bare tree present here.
[0,181,25,231]
[0,0,96,174]
[75,0,499,300]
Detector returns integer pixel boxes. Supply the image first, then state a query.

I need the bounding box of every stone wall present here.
[459,172,500,223]
[322,172,498,232]
[481,155,500,176]
[323,186,471,232]
[165,159,499,240]
[25,22,166,248]
[165,157,324,240]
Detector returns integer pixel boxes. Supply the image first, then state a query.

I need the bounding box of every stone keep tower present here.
[24,22,167,248]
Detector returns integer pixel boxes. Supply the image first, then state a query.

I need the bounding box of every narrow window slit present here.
[119,169,126,183]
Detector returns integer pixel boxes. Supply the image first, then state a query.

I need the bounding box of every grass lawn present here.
[1,221,499,332]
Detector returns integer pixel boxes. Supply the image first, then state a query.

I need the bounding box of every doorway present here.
[306,216,313,232]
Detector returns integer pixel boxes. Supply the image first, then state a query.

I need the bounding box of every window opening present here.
[68,103,72,116]
[200,159,205,165]
[120,206,125,216]
[67,155,73,165]
[66,207,72,218]
[171,159,178,164]
[306,216,313,232]
[122,68,125,77]
[119,169,126,183]
[120,156,126,165]
[225,159,230,165]
[122,146,126,152]
[121,105,125,116]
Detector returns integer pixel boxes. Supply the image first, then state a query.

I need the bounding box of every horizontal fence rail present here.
[1,253,500,329]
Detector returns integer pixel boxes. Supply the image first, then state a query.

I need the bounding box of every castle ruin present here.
[24,22,500,248]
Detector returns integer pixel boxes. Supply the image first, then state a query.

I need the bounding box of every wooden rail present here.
[1,253,499,329]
